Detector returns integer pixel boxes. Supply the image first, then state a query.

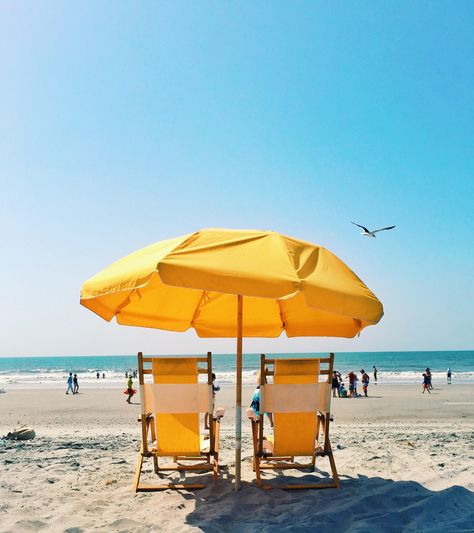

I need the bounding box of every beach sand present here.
[1,384,473,532]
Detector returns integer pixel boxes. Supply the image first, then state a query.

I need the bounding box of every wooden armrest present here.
[246,407,258,421]
[317,412,334,422]
[214,407,225,419]
[137,413,154,422]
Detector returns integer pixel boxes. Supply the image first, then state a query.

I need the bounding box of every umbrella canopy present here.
[80,228,384,490]
[80,228,383,337]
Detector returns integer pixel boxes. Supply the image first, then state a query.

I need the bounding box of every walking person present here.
[73,373,79,394]
[373,366,378,383]
[360,369,370,397]
[426,368,433,390]
[124,375,136,404]
[447,368,452,384]
[66,372,74,395]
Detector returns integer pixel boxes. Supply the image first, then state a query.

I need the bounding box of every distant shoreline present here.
[1,349,473,358]
[1,351,473,388]
[0,378,473,390]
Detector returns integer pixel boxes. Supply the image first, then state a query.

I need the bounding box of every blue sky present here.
[1,1,473,356]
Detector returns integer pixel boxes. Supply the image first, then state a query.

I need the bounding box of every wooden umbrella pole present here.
[235,294,243,491]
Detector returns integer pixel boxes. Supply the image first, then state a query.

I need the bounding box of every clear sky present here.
[1,1,473,356]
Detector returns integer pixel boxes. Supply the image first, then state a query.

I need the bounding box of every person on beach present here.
[447,368,452,384]
[96,371,99,379]
[332,371,340,398]
[102,372,105,379]
[339,383,347,397]
[347,371,358,397]
[373,366,378,383]
[331,371,339,397]
[125,371,128,378]
[66,372,74,395]
[360,369,369,397]
[425,368,433,390]
[73,373,79,394]
[125,376,136,403]
[204,373,220,430]
[250,370,274,428]
[422,373,431,394]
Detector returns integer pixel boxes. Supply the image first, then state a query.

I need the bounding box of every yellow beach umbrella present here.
[80,228,383,489]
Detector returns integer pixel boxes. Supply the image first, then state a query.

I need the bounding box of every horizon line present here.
[1,349,472,359]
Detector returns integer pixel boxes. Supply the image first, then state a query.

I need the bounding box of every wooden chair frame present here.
[248,353,340,490]
[133,351,223,492]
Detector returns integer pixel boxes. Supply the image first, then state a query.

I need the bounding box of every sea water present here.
[0,351,472,389]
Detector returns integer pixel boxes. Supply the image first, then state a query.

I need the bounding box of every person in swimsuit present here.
[250,371,273,428]
[360,369,369,397]
[347,371,358,397]
[447,368,452,384]
[125,376,136,403]
[339,383,347,397]
[373,366,378,383]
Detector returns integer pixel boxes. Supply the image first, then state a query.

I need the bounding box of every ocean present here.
[0,351,472,389]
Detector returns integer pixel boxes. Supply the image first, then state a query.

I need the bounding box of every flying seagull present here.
[351,221,396,238]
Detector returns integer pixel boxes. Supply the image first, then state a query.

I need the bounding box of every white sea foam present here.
[1,369,473,389]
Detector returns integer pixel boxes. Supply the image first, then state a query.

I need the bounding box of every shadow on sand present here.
[183,472,474,532]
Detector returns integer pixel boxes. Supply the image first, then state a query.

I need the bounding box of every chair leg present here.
[153,455,159,474]
[212,418,220,480]
[255,455,262,487]
[250,420,258,472]
[327,449,340,488]
[132,452,144,493]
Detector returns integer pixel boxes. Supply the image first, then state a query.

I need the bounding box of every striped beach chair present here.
[247,353,340,489]
[133,352,224,491]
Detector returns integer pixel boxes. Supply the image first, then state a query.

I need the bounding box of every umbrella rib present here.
[113,289,136,317]
[277,299,285,330]
[273,232,301,278]
[190,290,208,327]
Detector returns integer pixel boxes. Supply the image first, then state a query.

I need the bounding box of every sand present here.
[1,384,473,532]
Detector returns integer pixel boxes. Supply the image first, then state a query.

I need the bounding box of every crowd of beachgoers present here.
[60,364,456,405]
[330,366,454,398]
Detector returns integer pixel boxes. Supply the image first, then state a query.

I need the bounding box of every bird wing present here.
[371,225,396,233]
[351,221,370,232]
